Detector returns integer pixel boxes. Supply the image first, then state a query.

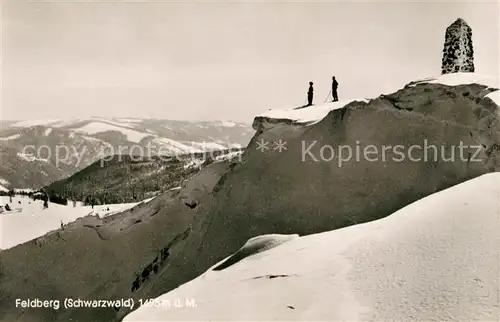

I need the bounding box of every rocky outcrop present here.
[0,80,498,322]
[441,18,474,74]
[149,80,499,317]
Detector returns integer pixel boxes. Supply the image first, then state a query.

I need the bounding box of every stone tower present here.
[441,18,475,74]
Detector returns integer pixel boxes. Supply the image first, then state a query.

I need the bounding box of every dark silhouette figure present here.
[332,76,339,102]
[307,82,314,106]
[5,204,11,211]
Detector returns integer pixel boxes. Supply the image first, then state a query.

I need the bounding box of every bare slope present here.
[0,79,498,321]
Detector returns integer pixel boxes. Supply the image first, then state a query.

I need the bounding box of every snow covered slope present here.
[0,196,150,250]
[72,122,153,143]
[125,173,500,321]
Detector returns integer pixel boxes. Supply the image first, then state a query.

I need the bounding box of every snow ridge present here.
[256,73,498,126]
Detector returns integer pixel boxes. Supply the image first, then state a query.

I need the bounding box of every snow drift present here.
[212,233,299,271]
[125,172,500,321]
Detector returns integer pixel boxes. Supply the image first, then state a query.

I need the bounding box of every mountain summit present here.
[0,72,498,322]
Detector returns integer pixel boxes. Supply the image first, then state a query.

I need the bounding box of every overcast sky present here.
[1,0,498,123]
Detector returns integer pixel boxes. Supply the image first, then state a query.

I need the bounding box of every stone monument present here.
[441,18,474,74]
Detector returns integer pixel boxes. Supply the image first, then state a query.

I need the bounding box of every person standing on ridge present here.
[332,76,339,102]
[307,81,314,106]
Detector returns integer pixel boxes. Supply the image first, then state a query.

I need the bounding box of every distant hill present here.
[0,117,254,189]
[44,149,244,205]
